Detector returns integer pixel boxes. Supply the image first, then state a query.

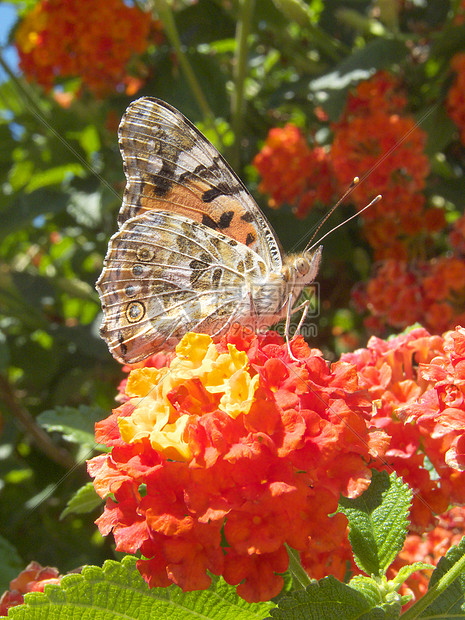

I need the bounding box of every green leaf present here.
[419,104,457,157]
[392,562,434,590]
[60,482,102,519]
[0,188,70,239]
[309,38,407,120]
[431,24,465,58]
[67,190,104,228]
[0,535,23,591]
[8,556,273,619]
[271,0,316,27]
[37,405,106,451]
[348,576,402,619]
[348,575,383,605]
[78,125,101,157]
[414,536,465,618]
[269,575,397,619]
[338,471,412,577]
[25,163,85,192]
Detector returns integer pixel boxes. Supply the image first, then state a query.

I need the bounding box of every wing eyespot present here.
[136,247,155,262]
[126,301,145,323]
[125,284,137,297]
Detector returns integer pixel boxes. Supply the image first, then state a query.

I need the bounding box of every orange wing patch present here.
[137,178,258,248]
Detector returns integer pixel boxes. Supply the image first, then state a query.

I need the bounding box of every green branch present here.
[150,0,222,145]
[230,0,255,171]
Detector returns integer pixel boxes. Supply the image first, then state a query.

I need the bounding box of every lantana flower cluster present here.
[342,327,464,530]
[400,326,465,479]
[311,326,465,590]
[344,71,465,334]
[353,213,465,334]
[0,562,62,616]
[253,72,437,259]
[88,328,386,602]
[330,71,435,260]
[252,123,335,218]
[15,0,154,96]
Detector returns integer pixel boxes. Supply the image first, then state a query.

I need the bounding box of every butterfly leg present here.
[284,294,311,362]
[293,298,311,337]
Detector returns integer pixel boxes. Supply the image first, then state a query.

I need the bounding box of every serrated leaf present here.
[393,562,434,589]
[8,556,273,619]
[37,405,106,451]
[348,575,403,619]
[269,575,396,620]
[416,536,465,618]
[348,575,383,605]
[0,535,23,591]
[338,471,412,577]
[60,482,102,519]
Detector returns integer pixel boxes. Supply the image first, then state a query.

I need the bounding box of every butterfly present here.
[96,97,322,364]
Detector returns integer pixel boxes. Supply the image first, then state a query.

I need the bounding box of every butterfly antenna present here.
[303,176,361,252]
[306,193,382,253]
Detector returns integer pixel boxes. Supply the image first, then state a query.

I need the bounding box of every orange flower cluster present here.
[340,70,408,118]
[400,326,465,478]
[252,124,335,218]
[88,327,385,602]
[449,213,465,253]
[342,327,455,530]
[331,71,431,259]
[447,52,465,146]
[15,0,153,96]
[0,562,62,615]
[353,248,465,335]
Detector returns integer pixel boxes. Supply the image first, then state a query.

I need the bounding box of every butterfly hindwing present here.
[96,210,269,363]
[118,97,282,271]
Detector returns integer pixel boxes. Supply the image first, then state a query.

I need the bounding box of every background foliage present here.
[1,0,465,604]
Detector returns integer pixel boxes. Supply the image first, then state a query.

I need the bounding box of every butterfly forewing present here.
[118,97,282,271]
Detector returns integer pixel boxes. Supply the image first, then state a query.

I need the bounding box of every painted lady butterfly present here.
[96,98,322,363]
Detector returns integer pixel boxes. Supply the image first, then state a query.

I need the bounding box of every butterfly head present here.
[287,244,323,285]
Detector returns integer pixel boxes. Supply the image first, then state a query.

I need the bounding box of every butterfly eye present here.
[295,257,309,276]
[126,301,145,323]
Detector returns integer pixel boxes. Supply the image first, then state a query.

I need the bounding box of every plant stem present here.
[0,373,75,469]
[401,551,465,619]
[230,0,255,171]
[286,545,313,589]
[150,0,222,144]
